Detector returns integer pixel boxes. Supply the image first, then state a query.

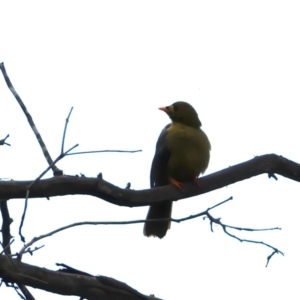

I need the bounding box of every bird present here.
[143,101,211,238]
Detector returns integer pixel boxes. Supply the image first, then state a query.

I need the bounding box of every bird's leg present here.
[169,177,183,190]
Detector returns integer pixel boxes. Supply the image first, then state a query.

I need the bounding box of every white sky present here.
[1,1,300,299]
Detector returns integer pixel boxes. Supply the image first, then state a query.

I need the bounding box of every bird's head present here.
[159,101,202,128]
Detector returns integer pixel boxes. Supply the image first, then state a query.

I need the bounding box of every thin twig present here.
[266,250,280,267]
[27,144,78,190]
[13,245,45,258]
[56,263,93,277]
[0,134,10,146]
[223,225,284,266]
[0,62,61,175]
[8,284,26,300]
[207,196,233,210]
[222,223,280,232]
[18,196,28,243]
[203,206,284,266]
[18,220,154,259]
[67,149,142,156]
[61,107,73,154]
[0,239,14,255]
[17,198,282,264]
[18,144,78,243]
[17,284,35,300]
[0,241,22,272]
[0,240,22,272]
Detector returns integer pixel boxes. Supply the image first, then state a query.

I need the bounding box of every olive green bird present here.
[143,101,211,238]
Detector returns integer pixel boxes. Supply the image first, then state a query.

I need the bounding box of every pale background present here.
[1,1,300,299]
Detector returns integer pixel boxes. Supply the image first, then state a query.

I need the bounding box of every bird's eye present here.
[173,105,179,112]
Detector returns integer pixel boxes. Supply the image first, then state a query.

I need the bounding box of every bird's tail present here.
[143,201,173,239]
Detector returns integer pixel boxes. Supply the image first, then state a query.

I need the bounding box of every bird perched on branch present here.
[143,101,211,238]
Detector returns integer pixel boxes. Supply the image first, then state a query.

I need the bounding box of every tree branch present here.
[61,107,73,154]
[0,62,62,176]
[16,197,282,264]
[0,255,162,300]
[0,200,12,255]
[0,154,298,207]
[1,201,35,299]
[67,149,142,156]
[0,134,10,146]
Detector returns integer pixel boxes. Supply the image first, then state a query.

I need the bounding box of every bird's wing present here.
[150,124,171,188]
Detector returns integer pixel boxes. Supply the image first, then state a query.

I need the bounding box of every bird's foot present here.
[170,178,183,190]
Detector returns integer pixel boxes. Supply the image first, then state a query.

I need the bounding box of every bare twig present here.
[4,283,26,300]
[18,197,281,264]
[0,134,10,146]
[0,239,14,255]
[1,280,34,300]
[61,107,73,154]
[17,284,35,300]
[56,263,93,277]
[18,144,78,243]
[18,198,28,243]
[67,149,142,156]
[200,200,283,266]
[266,250,280,267]
[14,245,45,257]
[221,225,283,265]
[0,62,61,175]
[18,219,158,259]
[0,241,22,273]
[27,144,78,191]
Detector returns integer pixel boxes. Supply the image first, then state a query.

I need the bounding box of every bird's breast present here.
[165,123,210,181]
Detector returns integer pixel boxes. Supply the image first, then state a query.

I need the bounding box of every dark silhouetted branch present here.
[0,200,35,299]
[61,107,73,154]
[17,197,282,264]
[0,154,298,207]
[0,134,10,146]
[67,149,142,156]
[0,63,62,175]
[0,62,61,176]
[0,255,162,300]
[0,200,12,255]
[18,144,78,243]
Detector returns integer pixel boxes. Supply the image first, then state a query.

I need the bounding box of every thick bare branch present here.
[0,255,162,300]
[0,154,298,207]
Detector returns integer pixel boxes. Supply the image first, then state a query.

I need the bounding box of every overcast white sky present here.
[1,1,300,299]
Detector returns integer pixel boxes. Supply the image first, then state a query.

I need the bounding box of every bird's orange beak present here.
[159,106,168,112]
